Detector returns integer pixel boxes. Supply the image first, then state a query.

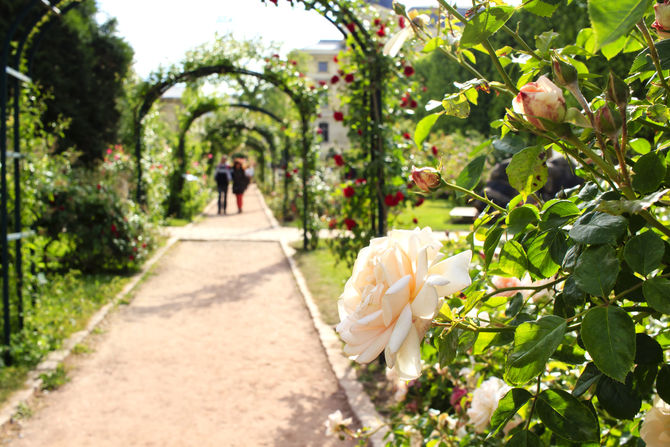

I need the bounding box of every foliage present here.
[1,0,133,164]
[339,0,670,445]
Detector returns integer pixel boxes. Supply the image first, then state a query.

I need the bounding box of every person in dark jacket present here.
[231,160,249,213]
[214,155,232,214]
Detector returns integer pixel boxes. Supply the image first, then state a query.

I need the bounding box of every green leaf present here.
[499,240,528,278]
[527,229,566,279]
[414,113,441,148]
[489,388,532,436]
[442,94,470,118]
[484,226,504,268]
[596,374,641,420]
[574,245,620,297]
[460,6,515,48]
[507,205,540,233]
[642,277,670,314]
[632,152,666,194]
[539,200,580,230]
[597,189,670,215]
[507,430,543,447]
[601,35,627,60]
[422,37,445,53]
[573,362,602,397]
[568,211,627,245]
[581,306,636,382]
[657,364,670,404]
[536,389,600,442]
[492,134,526,156]
[635,333,663,365]
[523,0,561,17]
[629,138,651,155]
[505,316,567,385]
[634,363,659,396]
[456,155,486,190]
[436,330,459,368]
[588,0,652,50]
[506,146,548,198]
[624,231,665,275]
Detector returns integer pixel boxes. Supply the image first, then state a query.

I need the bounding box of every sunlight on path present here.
[7,185,357,446]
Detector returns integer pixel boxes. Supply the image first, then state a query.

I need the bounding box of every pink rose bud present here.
[551,56,578,86]
[512,75,566,131]
[653,1,670,39]
[411,166,441,193]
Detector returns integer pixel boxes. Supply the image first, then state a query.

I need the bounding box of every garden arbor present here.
[134,59,319,248]
[0,0,85,352]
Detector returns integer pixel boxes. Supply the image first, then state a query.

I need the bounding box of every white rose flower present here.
[383,12,431,57]
[466,377,511,433]
[324,410,352,437]
[640,397,670,447]
[336,227,472,380]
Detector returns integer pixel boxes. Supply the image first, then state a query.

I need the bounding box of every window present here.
[317,61,328,73]
[318,122,329,142]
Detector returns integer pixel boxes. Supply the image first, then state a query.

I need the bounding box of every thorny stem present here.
[613,140,632,188]
[637,20,670,100]
[525,376,542,430]
[567,135,621,185]
[441,180,506,213]
[501,25,543,61]
[479,277,567,303]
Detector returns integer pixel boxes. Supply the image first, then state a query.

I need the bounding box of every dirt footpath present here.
[4,186,357,446]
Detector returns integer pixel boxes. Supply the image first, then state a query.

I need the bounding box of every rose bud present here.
[606,72,630,108]
[512,75,566,131]
[551,56,578,86]
[411,166,441,193]
[652,1,670,39]
[595,105,623,138]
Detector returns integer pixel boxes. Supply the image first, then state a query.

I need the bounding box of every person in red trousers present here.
[231,160,249,213]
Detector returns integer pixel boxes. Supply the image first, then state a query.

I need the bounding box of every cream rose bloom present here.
[336,227,472,380]
[512,75,566,131]
[640,398,670,447]
[324,410,352,437]
[466,377,510,433]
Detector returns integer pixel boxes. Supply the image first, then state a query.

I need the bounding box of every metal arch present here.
[133,63,316,250]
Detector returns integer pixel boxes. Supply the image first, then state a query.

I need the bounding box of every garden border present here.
[0,235,180,429]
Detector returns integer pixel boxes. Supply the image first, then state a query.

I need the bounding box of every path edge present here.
[256,188,388,446]
[0,235,180,429]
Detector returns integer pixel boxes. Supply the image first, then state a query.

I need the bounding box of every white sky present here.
[95,0,457,80]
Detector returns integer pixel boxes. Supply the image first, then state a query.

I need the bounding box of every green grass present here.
[292,242,350,325]
[0,272,130,404]
[165,217,190,227]
[391,198,474,232]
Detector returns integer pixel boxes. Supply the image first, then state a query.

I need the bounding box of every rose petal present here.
[388,304,412,354]
[411,284,439,318]
[394,325,422,380]
[382,275,411,326]
[429,250,472,296]
[352,325,393,363]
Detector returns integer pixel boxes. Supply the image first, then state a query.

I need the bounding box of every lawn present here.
[390,197,474,232]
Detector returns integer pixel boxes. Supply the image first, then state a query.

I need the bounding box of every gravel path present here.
[4,185,357,446]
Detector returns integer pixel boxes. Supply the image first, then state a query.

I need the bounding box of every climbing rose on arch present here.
[336,228,472,380]
[333,154,344,166]
[334,111,344,121]
[343,186,355,198]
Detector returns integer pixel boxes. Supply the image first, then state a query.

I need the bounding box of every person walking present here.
[214,155,232,215]
[231,159,249,213]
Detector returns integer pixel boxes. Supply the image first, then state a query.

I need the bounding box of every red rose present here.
[384,193,397,207]
[293,168,299,173]
[403,132,411,140]
[344,73,354,83]
[334,111,344,121]
[111,224,117,233]
[142,243,147,248]
[328,218,337,229]
[318,80,326,86]
[395,191,405,202]
[331,75,340,84]
[410,99,418,108]
[285,171,292,178]
[333,154,345,166]
[97,184,101,190]
[344,218,357,230]
[412,218,418,224]
[333,56,339,63]
[357,129,363,135]
[346,22,356,33]
[343,186,355,198]
[269,0,277,4]
[376,26,386,37]
[404,65,415,77]
[374,18,381,26]
[399,16,406,29]
[129,255,135,261]
[431,146,438,156]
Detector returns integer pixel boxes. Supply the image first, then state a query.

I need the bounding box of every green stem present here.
[482,39,519,95]
[525,375,542,430]
[501,25,543,61]
[640,210,670,239]
[637,20,670,100]
[480,277,567,302]
[613,140,632,189]
[567,135,621,184]
[441,180,506,213]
